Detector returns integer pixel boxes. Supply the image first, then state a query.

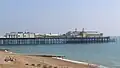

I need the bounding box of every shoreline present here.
[19,53,109,68]
[53,57,109,68]
[0,49,109,68]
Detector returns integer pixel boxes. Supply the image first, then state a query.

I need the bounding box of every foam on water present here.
[110,60,120,68]
[53,57,109,68]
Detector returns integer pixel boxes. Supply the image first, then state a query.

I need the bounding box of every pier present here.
[0,36,111,45]
[0,28,115,45]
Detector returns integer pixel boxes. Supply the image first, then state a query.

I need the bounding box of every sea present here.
[0,37,119,68]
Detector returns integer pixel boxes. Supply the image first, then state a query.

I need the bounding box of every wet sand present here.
[0,51,95,68]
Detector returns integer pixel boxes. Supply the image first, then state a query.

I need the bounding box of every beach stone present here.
[54,66,57,68]
[25,63,29,65]
[31,64,35,66]
[48,65,52,68]
[37,64,41,67]
[43,65,48,68]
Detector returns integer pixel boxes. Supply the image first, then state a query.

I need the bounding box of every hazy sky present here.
[0,0,120,36]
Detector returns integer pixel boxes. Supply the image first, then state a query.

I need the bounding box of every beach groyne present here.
[28,54,65,58]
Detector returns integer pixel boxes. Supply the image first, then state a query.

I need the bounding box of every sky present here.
[0,0,120,36]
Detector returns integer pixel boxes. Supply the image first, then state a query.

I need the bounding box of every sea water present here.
[0,37,120,68]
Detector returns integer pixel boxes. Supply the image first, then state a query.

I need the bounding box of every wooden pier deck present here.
[0,36,112,45]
